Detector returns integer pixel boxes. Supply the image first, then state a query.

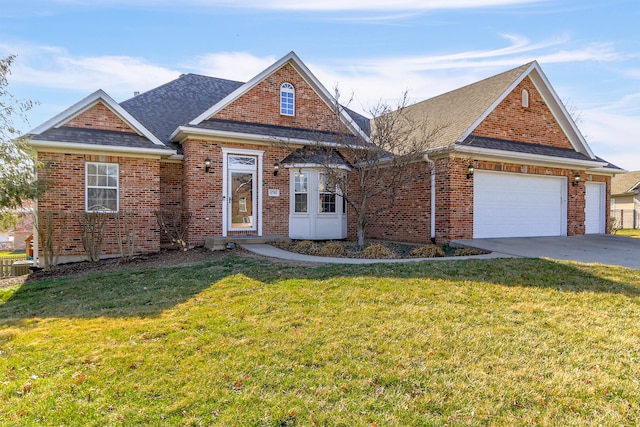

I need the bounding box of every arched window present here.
[522,89,529,108]
[280,83,295,116]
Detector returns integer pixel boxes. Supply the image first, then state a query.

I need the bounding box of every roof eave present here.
[172,125,361,149]
[451,144,608,170]
[29,139,177,157]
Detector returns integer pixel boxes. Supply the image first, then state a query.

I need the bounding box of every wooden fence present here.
[0,254,28,278]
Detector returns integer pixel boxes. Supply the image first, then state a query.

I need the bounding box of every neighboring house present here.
[27,51,620,263]
[611,171,640,229]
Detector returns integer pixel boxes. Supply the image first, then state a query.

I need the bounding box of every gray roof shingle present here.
[32,127,173,151]
[193,118,367,146]
[120,74,244,150]
[281,145,352,168]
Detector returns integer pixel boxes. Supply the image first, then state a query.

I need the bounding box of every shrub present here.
[319,241,347,257]
[362,243,395,259]
[410,244,446,258]
[293,240,318,254]
[454,247,483,256]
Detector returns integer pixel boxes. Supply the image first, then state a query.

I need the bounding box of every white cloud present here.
[0,42,179,99]
[582,110,639,171]
[187,52,277,82]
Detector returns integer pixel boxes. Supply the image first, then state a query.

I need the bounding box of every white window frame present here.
[318,172,337,214]
[85,162,119,213]
[280,82,295,116]
[293,171,309,213]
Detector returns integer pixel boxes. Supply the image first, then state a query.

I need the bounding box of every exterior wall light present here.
[204,157,212,173]
[274,160,280,176]
[572,173,581,186]
[466,164,475,179]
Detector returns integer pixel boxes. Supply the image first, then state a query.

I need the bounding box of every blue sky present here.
[2,0,638,170]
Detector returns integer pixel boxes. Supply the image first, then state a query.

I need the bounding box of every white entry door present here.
[585,182,606,234]
[474,171,567,238]
[222,149,263,237]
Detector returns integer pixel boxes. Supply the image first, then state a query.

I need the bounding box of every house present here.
[611,171,640,229]
[27,52,620,264]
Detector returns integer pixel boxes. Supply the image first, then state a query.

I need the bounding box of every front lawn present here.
[1,254,639,425]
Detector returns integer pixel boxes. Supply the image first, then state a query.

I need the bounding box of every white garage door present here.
[585,182,606,234]
[474,171,567,238]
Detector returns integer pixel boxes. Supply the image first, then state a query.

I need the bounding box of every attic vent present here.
[522,89,529,108]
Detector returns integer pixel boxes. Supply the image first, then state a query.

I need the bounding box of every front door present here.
[227,155,257,232]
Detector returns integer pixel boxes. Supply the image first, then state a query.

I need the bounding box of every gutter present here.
[423,153,436,242]
[29,139,177,157]
[171,126,373,150]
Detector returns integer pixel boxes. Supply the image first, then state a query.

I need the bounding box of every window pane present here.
[295,194,308,213]
[87,175,97,186]
[87,163,97,175]
[320,194,336,213]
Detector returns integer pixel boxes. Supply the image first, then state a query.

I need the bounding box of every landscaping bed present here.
[271,239,487,259]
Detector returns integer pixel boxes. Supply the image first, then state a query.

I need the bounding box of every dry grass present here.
[0,254,639,425]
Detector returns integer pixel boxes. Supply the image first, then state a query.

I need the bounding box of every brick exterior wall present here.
[354,155,611,243]
[181,139,291,246]
[36,152,161,261]
[356,161,434,244]
[213,63,350,134]
[472,77,574,149]
[63,103,137,133]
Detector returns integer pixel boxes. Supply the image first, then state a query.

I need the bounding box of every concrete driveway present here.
[452,235,640,270]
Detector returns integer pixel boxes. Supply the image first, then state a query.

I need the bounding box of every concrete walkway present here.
[453,234,640,270]
[240,243,508,264]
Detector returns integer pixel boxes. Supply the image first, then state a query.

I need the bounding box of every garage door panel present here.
[474,171,567,238]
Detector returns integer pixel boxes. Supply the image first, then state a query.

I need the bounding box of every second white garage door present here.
[473,171,567,238]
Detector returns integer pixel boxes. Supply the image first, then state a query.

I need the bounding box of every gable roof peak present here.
[187,51,371,142]
[29,89,165,146]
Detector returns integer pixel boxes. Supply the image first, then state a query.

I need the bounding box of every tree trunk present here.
[357,211,366,248]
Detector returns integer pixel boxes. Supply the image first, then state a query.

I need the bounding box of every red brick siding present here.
[472,77,574,149]
[36,152,161,259]
[63,103,137,133]
[434,158,474,241]
[181,139,291,246]
[213,63,349,134]
[359,162,434,244]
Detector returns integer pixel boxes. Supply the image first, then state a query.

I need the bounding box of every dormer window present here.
[522,89,529,108]
[280,83,295,116]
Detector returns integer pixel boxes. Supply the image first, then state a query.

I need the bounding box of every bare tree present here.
[277,89,445,247]
[155,209,193,251]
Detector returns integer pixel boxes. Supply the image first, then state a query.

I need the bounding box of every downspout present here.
[423,153,436,243]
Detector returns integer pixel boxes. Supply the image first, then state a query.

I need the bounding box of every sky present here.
[1,0,638,170]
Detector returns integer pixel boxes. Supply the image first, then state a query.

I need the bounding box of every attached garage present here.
[473,171,567,238]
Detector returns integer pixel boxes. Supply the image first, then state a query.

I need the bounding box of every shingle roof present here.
[192,118,367,146]
[120,74,245,149]
[611,170,640,195]
[400,62,534,150]
[281,145,352,168]
[460,136,593,161]
[31,127,173,151]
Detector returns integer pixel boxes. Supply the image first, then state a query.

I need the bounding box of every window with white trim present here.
[86,162,119,212]
[280,83,295,116]
[318,173,336,213]
[293,171,308,213]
